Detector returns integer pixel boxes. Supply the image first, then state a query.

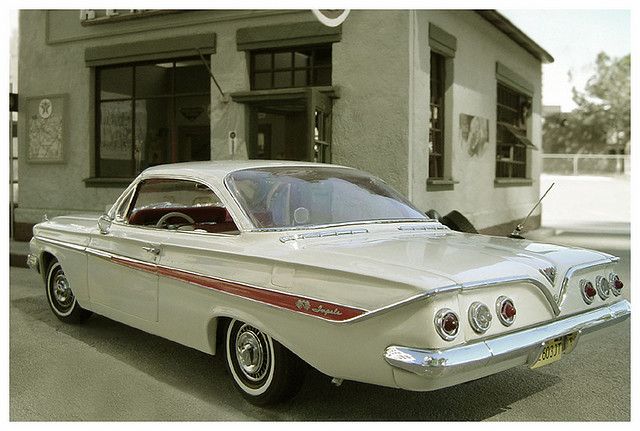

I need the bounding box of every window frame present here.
[429,51,446,180]
[249,45,332,90]
[94,58,211,179]
[495,82,531,179]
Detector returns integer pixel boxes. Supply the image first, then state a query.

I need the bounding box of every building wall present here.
[408,10,543,230]
[17,9,544,238]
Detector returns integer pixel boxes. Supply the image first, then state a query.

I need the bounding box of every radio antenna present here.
[509,182,555,239]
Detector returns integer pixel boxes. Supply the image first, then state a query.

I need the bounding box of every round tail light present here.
[580,279,597,304]
[496,296,516,326]
[434,308,459,341]
[610,273,623,296]
[468,302,492,334]
[595,275,610,299]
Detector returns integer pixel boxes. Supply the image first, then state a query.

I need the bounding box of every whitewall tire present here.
[45,260,92,323]
[224,319,305,405]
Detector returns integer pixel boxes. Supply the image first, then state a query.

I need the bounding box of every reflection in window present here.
[96,59,211,178]
[496,83,531,178]
[250,46,332,90]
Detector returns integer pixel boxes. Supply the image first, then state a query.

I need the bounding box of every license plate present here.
[530,333,578,369]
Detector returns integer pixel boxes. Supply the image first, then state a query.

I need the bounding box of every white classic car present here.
[28,161,630,405]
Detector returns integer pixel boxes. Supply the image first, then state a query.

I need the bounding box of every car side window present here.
[127,179,239,234]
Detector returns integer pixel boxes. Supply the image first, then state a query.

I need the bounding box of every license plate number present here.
[530,333,578,369]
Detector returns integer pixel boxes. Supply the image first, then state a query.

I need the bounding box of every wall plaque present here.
[26,94,66,163]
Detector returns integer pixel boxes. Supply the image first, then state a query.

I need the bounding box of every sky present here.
[501,9,630,112]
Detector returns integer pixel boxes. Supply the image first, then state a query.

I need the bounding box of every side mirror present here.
[98,214,113,235]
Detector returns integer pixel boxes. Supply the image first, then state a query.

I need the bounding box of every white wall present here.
[409,10,543,230]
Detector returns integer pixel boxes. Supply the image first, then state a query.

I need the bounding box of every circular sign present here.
[38,98,53,119]
[312,9,350,27]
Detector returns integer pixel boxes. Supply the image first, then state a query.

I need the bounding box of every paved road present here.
[10,231,630,421]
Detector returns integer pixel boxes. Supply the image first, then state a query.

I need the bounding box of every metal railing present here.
[541,154,630,176]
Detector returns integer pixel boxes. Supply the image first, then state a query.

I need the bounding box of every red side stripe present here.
[109,255,366,322]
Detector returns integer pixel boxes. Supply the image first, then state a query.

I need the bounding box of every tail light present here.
[434,308,459,341]
[496,296,516,326]
[468,302,492,334]
[610,273,623,296]
[580,279,597,304]
[595,275,610,299]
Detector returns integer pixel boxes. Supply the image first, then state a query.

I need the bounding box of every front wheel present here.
[45,260,92,323]
[224,319,305,405]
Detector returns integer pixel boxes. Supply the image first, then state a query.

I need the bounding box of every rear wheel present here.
[45,260,92,323]
[224,319,304,405]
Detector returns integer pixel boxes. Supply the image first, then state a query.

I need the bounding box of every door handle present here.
[142,246,161,255]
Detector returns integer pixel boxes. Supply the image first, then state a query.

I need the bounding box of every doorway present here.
[244,88,332,163]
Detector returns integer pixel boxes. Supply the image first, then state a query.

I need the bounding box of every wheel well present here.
[211,316,231,355]
[40,252,57,280]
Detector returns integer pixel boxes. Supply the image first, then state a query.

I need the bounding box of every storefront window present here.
[250,46,332,90]
[96,59,211,178]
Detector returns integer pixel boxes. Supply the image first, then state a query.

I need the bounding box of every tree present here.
[543,52,630,154]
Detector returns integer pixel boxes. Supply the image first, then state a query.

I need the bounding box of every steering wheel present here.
[155,211,195,228]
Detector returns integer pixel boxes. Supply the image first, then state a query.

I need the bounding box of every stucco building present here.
[15,9,553,240]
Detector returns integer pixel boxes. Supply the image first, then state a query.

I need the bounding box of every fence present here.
[541,154,630,176]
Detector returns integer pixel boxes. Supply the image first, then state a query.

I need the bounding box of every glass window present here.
[496,83,530,178]
[96,58,211,178]
[429,51,446,179]
[226,167,427,230]
[250,46,332,90]
[128,179,238,234]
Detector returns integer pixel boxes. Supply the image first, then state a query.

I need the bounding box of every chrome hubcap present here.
[235,325,268,381]
[53,273,73,305]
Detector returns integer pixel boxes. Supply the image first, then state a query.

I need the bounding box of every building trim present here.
[476,10,554,64]
[429,23,457,58]
[236,21,341,51]
[495,62,534,97]
[84,32,216,66]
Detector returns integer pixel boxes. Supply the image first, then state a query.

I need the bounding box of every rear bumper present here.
[384,300,630,389]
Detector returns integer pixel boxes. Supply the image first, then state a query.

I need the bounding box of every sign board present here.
[312,9,350,27]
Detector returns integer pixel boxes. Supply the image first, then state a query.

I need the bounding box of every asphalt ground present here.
[9,230,630,421]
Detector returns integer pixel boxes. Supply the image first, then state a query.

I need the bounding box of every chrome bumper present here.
[26,253,40,273]
[384,300,630,378]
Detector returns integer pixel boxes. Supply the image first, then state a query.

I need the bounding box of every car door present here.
[87,180,169,323]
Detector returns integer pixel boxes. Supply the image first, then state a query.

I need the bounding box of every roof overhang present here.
[476,10,555,64]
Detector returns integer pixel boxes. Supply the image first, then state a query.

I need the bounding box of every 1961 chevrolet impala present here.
[28,161,630,405]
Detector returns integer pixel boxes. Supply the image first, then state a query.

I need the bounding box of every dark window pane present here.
[100,66,133,100]
[176,95,211,162]
[274,71,292,88]
[174,60,210,95]
[294,50,310,68]
[314,48,331,66]
[274,52,292,69]
[134,98,172,170]
[294,70,308,87]
[135,63,173,97]
[253,72,271,89]
[99,101,133,177]
[314,67,331,86]
[254,53,272,71]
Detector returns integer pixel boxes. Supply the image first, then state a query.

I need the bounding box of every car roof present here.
[140,160,352,182]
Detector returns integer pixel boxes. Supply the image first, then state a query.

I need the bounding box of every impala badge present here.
[295,299,311,311]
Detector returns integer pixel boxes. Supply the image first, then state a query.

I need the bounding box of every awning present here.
[498,121,538,150]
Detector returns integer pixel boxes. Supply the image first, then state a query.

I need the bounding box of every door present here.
[307,88,332,163]
[88,224,165,322]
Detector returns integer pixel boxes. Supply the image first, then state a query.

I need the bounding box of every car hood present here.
[274,225,613,298]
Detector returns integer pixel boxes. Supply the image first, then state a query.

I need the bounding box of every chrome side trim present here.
[558,258,618,307]
[35,236,87,252]
[279,228,369,243]
[384,300,631,377]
